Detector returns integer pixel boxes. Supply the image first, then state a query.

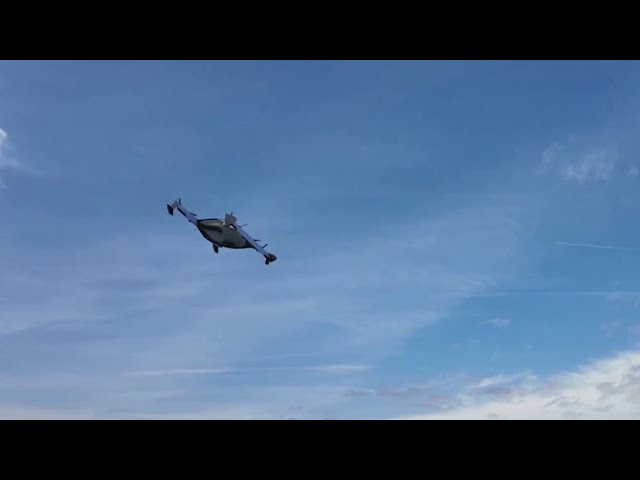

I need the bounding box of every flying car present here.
[166,198,278,265]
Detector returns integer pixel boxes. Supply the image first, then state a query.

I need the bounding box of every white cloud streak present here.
[126,364,374,377]
[0,128,40,187]
[126,368,232,377]
[556,242,640,252]
[0,128,17,187]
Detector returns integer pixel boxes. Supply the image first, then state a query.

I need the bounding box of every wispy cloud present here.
[127,364,373,377]
[0,129,8,152]
[0,128,40,188]
[482,317,511,328]
[313,364,374,374]
[556,242,640,252]
[0,374,359,419]
[345,385,427,399]
[471,290,640,298]
[474,372,535,389]
[126,368,232,377]
[0,128,18,187]
[564,150,616,183]
[0,405,95,420]
[397,350,640,419]
[541,139,618,184]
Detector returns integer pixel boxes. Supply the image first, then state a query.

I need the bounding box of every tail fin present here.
[167,199,180,215]
[167,198,197,224]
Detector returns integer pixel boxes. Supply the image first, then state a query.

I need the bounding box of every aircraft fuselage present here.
[196,219,253,249]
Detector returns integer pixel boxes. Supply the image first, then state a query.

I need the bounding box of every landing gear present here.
[166,204,174,215]
[265,259,270,265]
[213,244,219,254]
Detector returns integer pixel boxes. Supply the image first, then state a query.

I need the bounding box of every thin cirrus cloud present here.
[540,139,619,184]
[0,128,19,187]
[0,128,40,187]
[556,242,640,252]
[126,364,374,377]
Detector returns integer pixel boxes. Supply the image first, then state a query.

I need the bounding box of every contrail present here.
[556,242,640,252]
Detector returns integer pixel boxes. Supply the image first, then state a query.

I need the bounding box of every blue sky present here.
[2,60,640,419]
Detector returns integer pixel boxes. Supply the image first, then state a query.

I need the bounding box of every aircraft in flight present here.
[167,198,278,265]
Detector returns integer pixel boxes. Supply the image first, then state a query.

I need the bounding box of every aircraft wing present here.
[234,223,271,257]
[225,213,277,263]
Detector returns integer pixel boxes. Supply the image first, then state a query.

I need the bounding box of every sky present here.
[2,60,640,419]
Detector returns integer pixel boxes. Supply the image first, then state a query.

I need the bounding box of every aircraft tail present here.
[166,199,180,215]
[167,198,197,224]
